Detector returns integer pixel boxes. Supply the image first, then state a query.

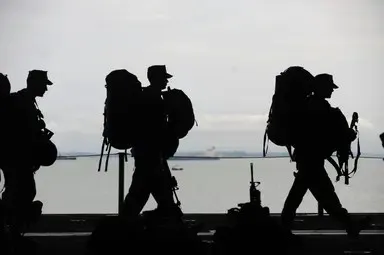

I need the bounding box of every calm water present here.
[3,157,384,214]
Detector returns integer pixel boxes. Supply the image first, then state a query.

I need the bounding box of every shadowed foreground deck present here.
[26,213,384,254]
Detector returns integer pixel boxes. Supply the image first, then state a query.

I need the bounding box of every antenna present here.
[250,163,254,183]
[249,162,261,204]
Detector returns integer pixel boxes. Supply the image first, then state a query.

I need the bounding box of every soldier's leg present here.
[122,159,151,218]
[306,162,370,238]
[150,159,176,210]
[2,169,36,234]
[281,169,309,229]
[307,163,351,225]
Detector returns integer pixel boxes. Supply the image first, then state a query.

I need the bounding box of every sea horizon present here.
[13,157,383,215]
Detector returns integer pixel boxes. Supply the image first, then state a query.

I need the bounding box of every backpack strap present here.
[104,144,112,172]
[326,156,343,182]
[97,137,106,172]
[327,115,360,184]
[349,124,360,177]
[262,127,269,157]
[286,145,294,162]
[98,106,108,172]
[262,104,273,157]
[339,112,360,184]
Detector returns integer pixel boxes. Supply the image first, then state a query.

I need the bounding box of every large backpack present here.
[0,73,10,98]
[263,66,314,157]
[98,69,142,172]
[162,87,197,140]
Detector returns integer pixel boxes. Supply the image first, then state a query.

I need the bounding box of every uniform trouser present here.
[122,155,175,218]
[1,167,37,233]
[281,160,352,229]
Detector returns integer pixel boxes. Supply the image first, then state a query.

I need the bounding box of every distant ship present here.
[171,165,183,171]
[57,154,77,160]
[168,156,219,161]
[169,146,220,161]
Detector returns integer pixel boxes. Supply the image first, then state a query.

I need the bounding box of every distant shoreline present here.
[56,151,383,160]
[57,156,77,160]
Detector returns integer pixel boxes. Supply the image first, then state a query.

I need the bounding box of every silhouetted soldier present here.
[0,73,11,163]
[281,74,368,238]
[1,70,53,239]
[0,73,11,244]
[122,65,182,220]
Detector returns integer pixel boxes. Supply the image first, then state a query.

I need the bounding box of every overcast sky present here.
[0,0,383,154]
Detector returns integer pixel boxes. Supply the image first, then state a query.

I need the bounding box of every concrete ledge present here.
[27,213,384,233]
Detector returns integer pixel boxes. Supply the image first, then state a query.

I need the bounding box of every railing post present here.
[318,202,324,217]
[118,152,125,215]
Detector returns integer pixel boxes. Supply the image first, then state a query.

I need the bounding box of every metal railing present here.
[108,152,382,216]
[118,153,125,215]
